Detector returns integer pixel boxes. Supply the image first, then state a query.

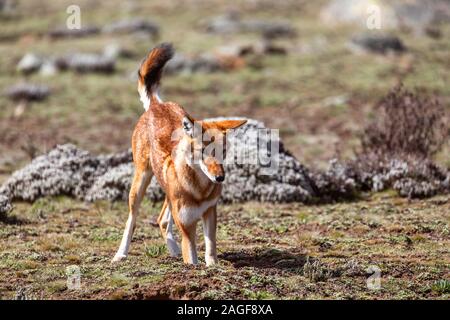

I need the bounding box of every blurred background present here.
[0,0,449,182]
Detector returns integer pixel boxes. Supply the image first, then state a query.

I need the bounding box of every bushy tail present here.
[138,43,174,110]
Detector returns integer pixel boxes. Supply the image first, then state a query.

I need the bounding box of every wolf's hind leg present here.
[157,197,181,257]
[112,168,152,262]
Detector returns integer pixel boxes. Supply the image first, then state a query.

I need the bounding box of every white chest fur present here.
[178,198,218,227]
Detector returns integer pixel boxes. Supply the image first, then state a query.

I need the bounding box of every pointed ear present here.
[214,119,247,132]
[182,116,194,137]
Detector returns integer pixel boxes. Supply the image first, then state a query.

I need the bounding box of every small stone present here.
[102,18,159,38]
[17,53,42,74]
[0,193,12,217]
[39,61,58,77]
[349,33,406,55]
[5,83,50,102]
[56,53,115,73]
[205,12,296,39]
[47,26,100,39]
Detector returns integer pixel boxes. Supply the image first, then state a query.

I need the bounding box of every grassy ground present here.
[0,192,449,300]
[0,0,449,300]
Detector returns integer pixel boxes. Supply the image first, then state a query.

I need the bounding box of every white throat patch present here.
[178,198,219,227]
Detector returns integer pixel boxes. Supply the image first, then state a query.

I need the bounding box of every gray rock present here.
[190,54,223,73]
[0,0,17,14]
[215,41,288,57]
[0,144,132,202]
[241,19,296,40]
[16,53,43,74]
[350,33,406,54]
[102,43,134,60]
[321,0,450,32]
[395,0,450,31]
[0,119,317,204]
[393,178,440,198]
[102,18,159,38]
[205,12,296,39]
[314,155,450,200]
[56,53,115,73]
[0,193,12,217]
[47,26,100,39]
[39,60,58,77]
[205,11,242,34]
[5,83,50,101]
[320,0,398,29]
[165,53,224,74]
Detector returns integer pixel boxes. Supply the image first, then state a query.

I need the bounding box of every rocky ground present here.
[0,193,449,299]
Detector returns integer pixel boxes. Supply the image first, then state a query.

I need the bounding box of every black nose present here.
[215,175,225,183]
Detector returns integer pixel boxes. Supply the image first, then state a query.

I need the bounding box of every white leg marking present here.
[202,213,217,266]
[113,215,135,262]
[112,171,151,262]
[187,240,198,265]
[162,207,181,257]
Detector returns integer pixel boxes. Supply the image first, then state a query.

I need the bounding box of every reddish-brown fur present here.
[113,43,246,264]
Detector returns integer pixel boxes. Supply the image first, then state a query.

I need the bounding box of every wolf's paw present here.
[111,253,127,263]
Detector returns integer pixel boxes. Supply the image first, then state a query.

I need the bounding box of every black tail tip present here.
[153,42,175,60]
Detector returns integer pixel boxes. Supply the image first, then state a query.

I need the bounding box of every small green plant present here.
[30,198,55,216]
[242,289,274,300]
[431,280,450,294]
[145,243,167,258]
[109,273,129,287]
[303,257,332,282]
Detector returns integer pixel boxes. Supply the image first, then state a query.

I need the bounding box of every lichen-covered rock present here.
[393,178,440,198]
[16,53,43,74]
[0,144,132,202]
[5,83,50,101]
[0,0,16,14]
[56,53,115,73]
[102,43,135,60]
[312,159,359,201]
[314,155,450,200]
[0,118,317,204]
[349,33,406,55]
[220,118,316,202]
[205,11,296,39]
[165,53,224,74]
[320,0,398,29]
[39,60,58,77]
[47,26,100,39]
[85,163,166,202]
[0,193,12,217]
[102,18,159,38]
[320,0,450,32]
[214,41,288,57]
